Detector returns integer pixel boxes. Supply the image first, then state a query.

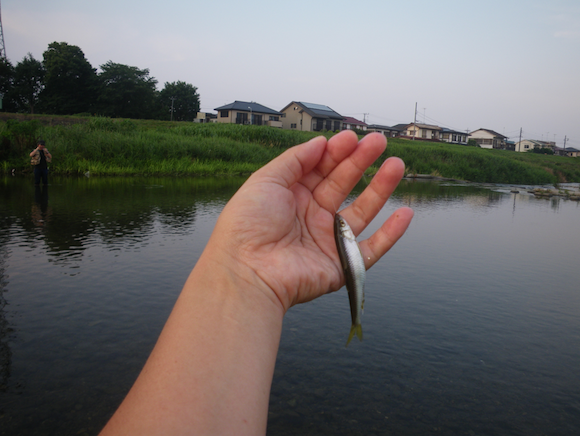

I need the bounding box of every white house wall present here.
[469,130,498,149]
[515,140,535,152]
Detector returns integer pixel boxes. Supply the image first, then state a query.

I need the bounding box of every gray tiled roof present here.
[469,128,507,139]
[281,101,343,120]
[441,127,468,135]
[214,101,281,115]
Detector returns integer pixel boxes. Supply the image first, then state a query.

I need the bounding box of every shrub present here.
[1,119,43,159]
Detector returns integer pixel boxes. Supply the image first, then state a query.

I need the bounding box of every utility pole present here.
[518,127,522,151]
[170,97,175,121]
[563,135,567,155]
[412,102,417,141]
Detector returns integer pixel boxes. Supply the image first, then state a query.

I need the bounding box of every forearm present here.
[100,251,284,436]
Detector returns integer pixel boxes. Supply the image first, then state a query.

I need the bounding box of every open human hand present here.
[206,130,413,312]
[99,130,413,436]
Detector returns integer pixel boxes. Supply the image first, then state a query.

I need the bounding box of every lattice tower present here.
[0,0,6,59]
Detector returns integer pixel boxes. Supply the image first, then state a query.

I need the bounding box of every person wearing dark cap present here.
[30,140,52,185]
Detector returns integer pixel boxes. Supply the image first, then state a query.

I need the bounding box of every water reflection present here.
[0,237,10,394]
[32,185,51,227]
[0,176,579,436]
[0,175,246,266]
[3,176,574,266]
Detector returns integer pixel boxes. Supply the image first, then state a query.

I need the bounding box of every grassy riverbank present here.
[1,115,579,184]
[1,117,326,176]
[381,139,580,184]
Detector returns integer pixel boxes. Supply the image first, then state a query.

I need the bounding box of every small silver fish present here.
[334,213,366,346]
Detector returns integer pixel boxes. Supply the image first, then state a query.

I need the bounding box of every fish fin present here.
[345,324,363,346]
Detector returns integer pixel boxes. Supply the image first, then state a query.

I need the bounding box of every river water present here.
[1,176,579,435]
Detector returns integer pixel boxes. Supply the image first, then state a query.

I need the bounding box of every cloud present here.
[554,30,580,39]
[548,9,580,39]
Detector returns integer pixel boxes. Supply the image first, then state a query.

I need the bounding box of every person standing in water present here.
[30,139,52,185]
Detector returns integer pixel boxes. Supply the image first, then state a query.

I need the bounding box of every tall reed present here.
[2,117,580,184]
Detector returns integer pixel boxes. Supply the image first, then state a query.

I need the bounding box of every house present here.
[367,124,398,137]
[342,116,367,131]
[468,128,507,149]
[505,140,516,151]
[554,147,580,157]
[515,139,556,153]
[390,124,409,137]
[193,112,217,123]
[214,101,283,127]
[440,128,468,145]
[401,123,442,141]
[280,101,343,132]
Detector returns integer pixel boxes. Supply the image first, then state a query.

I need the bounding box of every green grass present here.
[2,115,580,184]
[1,118,327,176]
[376,137,579,184]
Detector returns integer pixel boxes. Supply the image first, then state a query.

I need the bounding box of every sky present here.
[3,0,580,148]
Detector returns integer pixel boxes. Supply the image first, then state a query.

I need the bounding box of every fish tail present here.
[345,324,363,346]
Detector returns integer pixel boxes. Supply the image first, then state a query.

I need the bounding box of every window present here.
[252,114,263,126]
[452,134,457,142]
[269,116,279,121]
[220,110,229,118]
[235,112,248,124]
[291,123,297,129]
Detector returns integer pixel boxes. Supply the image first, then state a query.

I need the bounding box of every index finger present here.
[311,132,387,214]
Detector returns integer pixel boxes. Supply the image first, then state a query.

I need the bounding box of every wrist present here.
[189,248,285,319]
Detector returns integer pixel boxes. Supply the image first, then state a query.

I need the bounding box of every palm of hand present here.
[211,132,412,313]
[224,177,342,311]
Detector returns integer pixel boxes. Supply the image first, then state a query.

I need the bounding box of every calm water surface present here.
[0,176,579,435]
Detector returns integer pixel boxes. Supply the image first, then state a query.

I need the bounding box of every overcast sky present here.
[4,0,580,147]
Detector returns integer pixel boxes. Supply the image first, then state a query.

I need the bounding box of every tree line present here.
[0,41,200,121]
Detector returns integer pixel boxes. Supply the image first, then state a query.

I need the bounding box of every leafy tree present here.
[0,57,15,111]
[98,61,159,119]
[12,53,45,114]
[530,147,554,155]
[40,41,98,114]
[159,81,200,121]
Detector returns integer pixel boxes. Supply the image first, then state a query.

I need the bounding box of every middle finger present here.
[339,156,406,236]
[312,132,387,214]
